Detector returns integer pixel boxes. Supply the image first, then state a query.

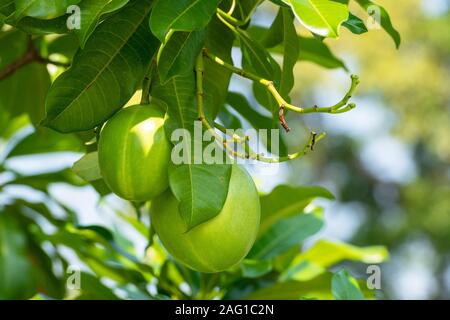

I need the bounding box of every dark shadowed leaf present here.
[343,12,368,34]
[157,30,206,83]
[259,185,334,235]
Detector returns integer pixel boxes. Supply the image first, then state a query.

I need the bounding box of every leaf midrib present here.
[166,0,203,33]
[307,0,337,37]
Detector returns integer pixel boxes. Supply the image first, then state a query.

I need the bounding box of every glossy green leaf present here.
[43,0,158,133]
[331,269,365,300]
[74,0,131,48]
[151,73,197,140]
[247,25,347,69]
[240,30,276,80]
[11,15,71,34]
[343,12,368,34]
[149,0,221,42]
[279,8,299,97]
[287,0,349,38]
[354,0,400,48]
[157,30,206,83]
[72,152,102,182]
[270,0,289,7]
[203,15,235,119]
[241,259,272,278]
[229,0,261,24]
[168,164,232,230]
[14,0,82,20]
[152,72,232,230]
[282,240,389,281]
[248,213,324,260]
[259,185,334,235]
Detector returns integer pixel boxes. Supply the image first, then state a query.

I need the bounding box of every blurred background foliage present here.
[0,0,449,300]
[280,0,450,299]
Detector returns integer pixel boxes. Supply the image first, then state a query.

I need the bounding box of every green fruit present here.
[151,165,260,273]
[98,104,171,201]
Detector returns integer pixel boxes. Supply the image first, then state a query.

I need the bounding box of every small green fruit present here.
[98,104,170,201]
[151,165,261,273]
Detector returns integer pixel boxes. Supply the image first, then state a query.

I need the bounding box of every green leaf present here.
[43,0,158,133]
[241,259,273,278]
[47,34,80,60]
[279,8,299,97]
[14,0,82,20]
[152,72,233,230]
[226,92,288,156]
[298,36,347,69]
[282,240,389,281]
[149,0,221,42]
[6,169,84,191]
[226,92,273,131]
[247,25,347,69]
[229,0,261,24]
[11,15,71,34]
[245,274,335,300]
[74,0,131,48]
[157,30,206,84]
[168,164,232,230]
[240,30,276,80]
[0,30,51,126]
[0,0,15,17]
[203,15,235,119]
[248,213,324,260]
[270,0,289,7]
[240,30,281,117]
[72,152,102,182]
[343,12,368,34]
[0,212,37,299]
[331,269,365,300]
[259,185,334,235]
[287,0,349,38]
[354,0,400,48]
[151,73,197,141]
[6,127,83,157]
[217,107,242,130]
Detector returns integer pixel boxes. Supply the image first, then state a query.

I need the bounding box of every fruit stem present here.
[195,53,326,163]
[202,49,360,131]
[140,61,155,105]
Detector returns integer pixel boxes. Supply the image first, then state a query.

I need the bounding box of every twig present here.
[203,49,360,131]
[195,53,326,163]
[141,60,156,105]
[0,39,69,82]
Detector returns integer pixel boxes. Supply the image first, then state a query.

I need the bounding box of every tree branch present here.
[203,49,360,131]
[0,39,69,82]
